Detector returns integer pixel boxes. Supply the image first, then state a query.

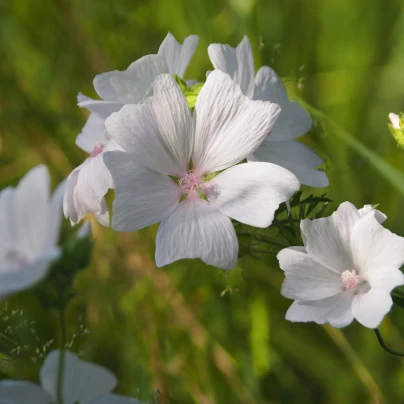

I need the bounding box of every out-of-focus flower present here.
[278,202,404,328]
[208,36,328,188]
[388,112,404,149]
[64,33,199,226]
[0,165,64,298]
[0,350,141,404]
[104,71,300,269]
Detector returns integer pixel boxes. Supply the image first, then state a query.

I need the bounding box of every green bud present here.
[174,75,204,111]
[388,113,404,149]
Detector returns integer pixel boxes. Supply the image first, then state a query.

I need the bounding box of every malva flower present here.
[208,36,329,188]
[103,71,300,269]
[0,165,64,298]
[278,202,404,328]
[64,33,199,226]
[0,350,141,404]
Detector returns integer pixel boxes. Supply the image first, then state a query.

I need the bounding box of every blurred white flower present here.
[208,36,329,188]
[104,71,300,269]
[64,33,199,226]
[0,350,141,404]
[278,202,404,328]
[0,165,64,298]
[389,112,400,130]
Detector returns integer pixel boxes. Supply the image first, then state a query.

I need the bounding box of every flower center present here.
[179,171,204,193]
[341,269,360,289]
[90,144,105,158]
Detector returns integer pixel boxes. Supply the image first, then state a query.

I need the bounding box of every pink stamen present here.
[90,144,105,158]
[179,171,204,193]
[341,269,360,289]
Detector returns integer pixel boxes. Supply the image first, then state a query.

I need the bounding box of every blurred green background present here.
[1,0,404,403]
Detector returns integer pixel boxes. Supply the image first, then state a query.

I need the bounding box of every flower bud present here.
[388,113,404,149]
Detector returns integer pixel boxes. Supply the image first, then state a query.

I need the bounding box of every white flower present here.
[0,350,141,404]
[103,71,300,269]
[389,112,400,130]
[208,36,329,188]
[277,202,404,328]
[0,165,64,298]
[64,33,199,226]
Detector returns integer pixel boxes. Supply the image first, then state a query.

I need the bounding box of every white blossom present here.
[278,202,404,328]
[103,71,300,269]
[64,33,199,226]
[0,350,141,404]
[0,166,64,298]
[208,36,329,188]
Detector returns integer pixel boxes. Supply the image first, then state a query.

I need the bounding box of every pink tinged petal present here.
[93,55,169,105]
[358,204,387,224]
[14,165,51,260]
[103,151,181,232]
[105,74,193,176]
[158,33,199,77]
[250,139,329,188]
[0,247,61,298]
[254,66,312,141]
[75,112,109,154]
[155,197,238,270]
[351,214,404,277]
[210,162,300,227]
[301,202,361,274]
[92,394,144,404]
[208,36,255,98]
[277,247,343,301]
[286,290,355,328]
[0,380,52,404]
[40,350,117,404]
[192,70,280,175]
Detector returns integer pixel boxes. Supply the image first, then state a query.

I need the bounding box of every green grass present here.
[1,0,404,402]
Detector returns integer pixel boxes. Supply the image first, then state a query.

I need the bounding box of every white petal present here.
[91,393,143,404]
[14,165,50,260]
[301,202,361,274]
[156,197,238,270]
[358,204,387,224]
[105,74,193,176]
[0,187,16,257]
[76,112,109,154]
[389,112,400,129]
[193,70,280,175]
[0,247,61,298]
[351,214,404,276]
[103,151,181,232]
[209,162,299,227]
[45,180,65,250]
[286,290,355,328]
[158,33,199,77]
[93,55,169,104]
[352,289,393,329]
[208,36,255,98]
[78,95,122,118]
[40,350,117,404]
[254,66,312,141]
[366,266,404,292]
[278,247,342,300]
[0,380,52,404]
[250,139,329,188]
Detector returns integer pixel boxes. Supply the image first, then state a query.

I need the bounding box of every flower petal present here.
[286,290,355,328]
[193,70,280,175]
[301,202,361,274]
[40,350,117,404]
[75,112,109,154]
[105,74,193,176]
[0,187,16,257]
[250,139,329,188]
[158,33,199,77]
[278,247,342,301]
[0,380,52,404]
[351,213,404,276]
[93,55,169,104]
[103,151,181,232]
[209,162,299,227]
[45,180,65,250]
[156,197,238,269]
[254,66,312,141]
[358,204,387,223]
[208,36,255,98]
[78,93,122,118]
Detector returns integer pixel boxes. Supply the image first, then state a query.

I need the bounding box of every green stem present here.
[374,329,404,357]
[56,309,66,404]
